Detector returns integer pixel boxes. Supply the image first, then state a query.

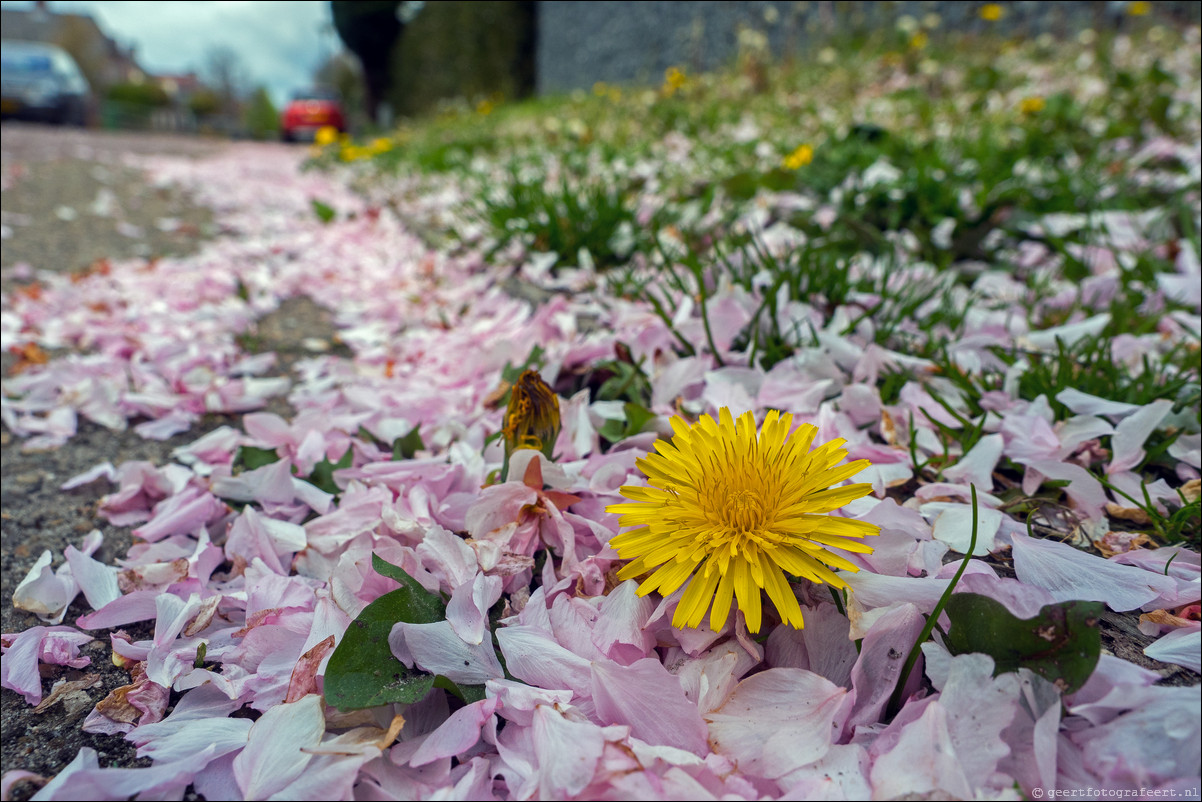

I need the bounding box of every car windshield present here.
[1,50,55,75]
[291,88,339,102]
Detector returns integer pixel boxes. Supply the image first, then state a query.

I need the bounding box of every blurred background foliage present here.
[388,0,536,118]
[331,0,537,123]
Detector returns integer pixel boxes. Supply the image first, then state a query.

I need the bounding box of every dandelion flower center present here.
[606,408,880,633]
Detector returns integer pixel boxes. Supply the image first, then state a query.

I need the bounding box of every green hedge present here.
[388,0,535,118]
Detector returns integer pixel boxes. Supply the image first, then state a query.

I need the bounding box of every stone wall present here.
[535,1,1201,94]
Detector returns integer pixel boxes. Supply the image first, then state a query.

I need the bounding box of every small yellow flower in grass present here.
[1128,1,1151,15]
[314,125,340,147]
[980,3,1004,21]
[1019,95,1046,115]
[606,409,880,633]
[782,143,814,170]
[663,66,687,95]
[910,31,929,50]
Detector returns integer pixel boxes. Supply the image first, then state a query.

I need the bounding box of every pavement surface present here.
[0,123,303,800]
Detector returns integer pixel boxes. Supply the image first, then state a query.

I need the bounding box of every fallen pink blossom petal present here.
[928,502,1003,555]
[847,603,926,730]
[60,462,115,490]
[1,626,92,705]
[940,433,1004,490]
[232,693,325,800]
[1012,532,1176,611]
[869,702,974,799]
[591,657,710,755]
[409,697,500,767]
[706,667,848,778]
[446,573,504,646]
[64,539,121,612]
[1143,626,1202,672]
[391,619,505,685]
[1107,399,1174,475]
[529,704,607,799]
[28,744,214,801]
[132,486,227,543]
[75,590,161,630]
[1054,388,1142,418]
[764,602,859,687]
[0,770,45,800]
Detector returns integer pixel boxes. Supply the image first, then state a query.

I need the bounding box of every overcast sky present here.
[1,0,343,106]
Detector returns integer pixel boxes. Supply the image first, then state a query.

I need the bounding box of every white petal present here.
[233,694,325,800]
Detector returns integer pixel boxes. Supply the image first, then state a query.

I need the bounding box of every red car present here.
[280,86,346,142]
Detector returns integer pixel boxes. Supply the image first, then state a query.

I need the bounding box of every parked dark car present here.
[0,39,91,126]
[279,86,346,142]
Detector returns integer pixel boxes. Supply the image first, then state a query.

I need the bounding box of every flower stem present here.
[884,483,979,721]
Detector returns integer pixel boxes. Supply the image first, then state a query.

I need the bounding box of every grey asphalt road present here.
[1,122,227,800]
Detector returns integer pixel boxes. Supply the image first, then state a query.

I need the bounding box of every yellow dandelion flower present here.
[1019,95,1046,115]
[782,143,814,170]
[314,125,340,147]
[606,408,880,633]
[663,66,688,96]
[910,31,929,50]
[980,3,1004,21]
[1127,1,1151,15]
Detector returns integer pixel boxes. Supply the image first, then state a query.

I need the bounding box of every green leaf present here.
[621,402,656,436]
[324,556,448,711]
[599,402,656,443]
[434,675,487,704]
[944,593,1104,693]
[369,554,448,616]
[392,426,425,461]
[233,445,281,472]
[311,198,337,223]
[305,446,354,495]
